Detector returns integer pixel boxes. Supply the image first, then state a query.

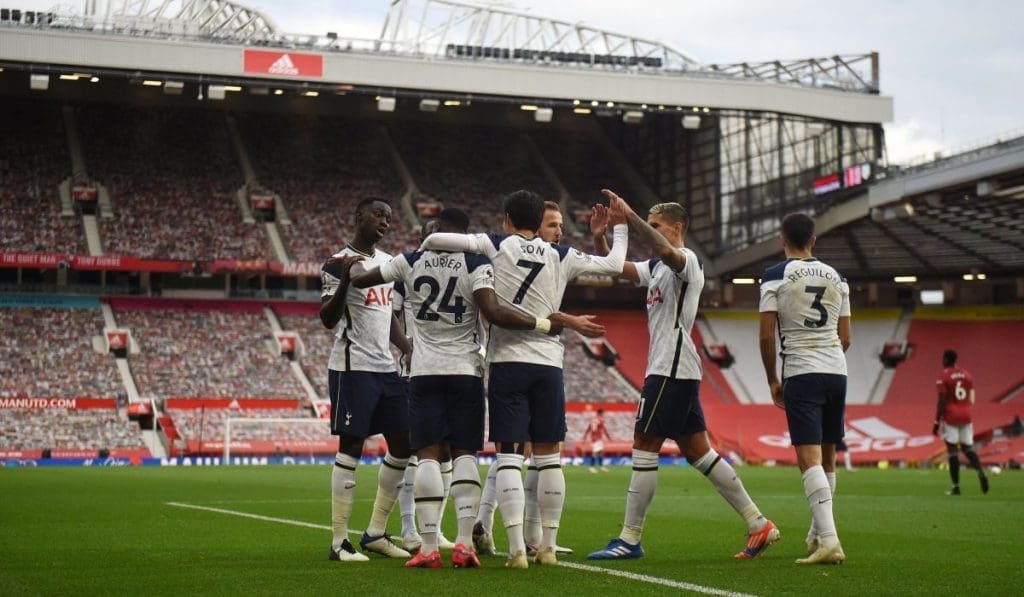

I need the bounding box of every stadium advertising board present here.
[243,50,323,78]
[0,398,116,409]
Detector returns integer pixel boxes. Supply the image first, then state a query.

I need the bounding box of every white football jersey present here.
[421,224,628,367]
[380,250,494,377]
[321,245,397,373]
[759,257,850,378]
[633,247,704,380]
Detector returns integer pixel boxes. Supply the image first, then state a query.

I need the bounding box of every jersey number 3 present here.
[803,286,828,328]
[414,276,467,323]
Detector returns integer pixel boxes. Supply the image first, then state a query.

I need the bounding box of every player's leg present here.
[807,443,838,554]
[399,456,420,552]
[327,369,369,562]
[524,453,542,552]
[445,374,485,568]
[473,459,498,554]
[360,373,412,558]
[792,374,845,565]
[528,365,568,565]
[487,363,530,567]
[437,443,455,549]
[588,376,669,560]
[404,376,446,566]
[959,424,989,494]
[945,440,961,494]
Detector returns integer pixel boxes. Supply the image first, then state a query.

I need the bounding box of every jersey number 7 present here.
[513,260,545,304]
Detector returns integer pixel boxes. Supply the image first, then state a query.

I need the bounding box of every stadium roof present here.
[716,134,1024,280]
[0,0,893,123]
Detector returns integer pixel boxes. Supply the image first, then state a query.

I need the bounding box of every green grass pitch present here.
[1,465,1021,596]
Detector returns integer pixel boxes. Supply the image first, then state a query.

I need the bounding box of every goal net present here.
[223,417,335,461]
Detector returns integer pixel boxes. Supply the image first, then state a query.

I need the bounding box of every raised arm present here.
[591,203,611,257]
[603,189,686,272]
[420,233,497,258]
[759,310,782,408]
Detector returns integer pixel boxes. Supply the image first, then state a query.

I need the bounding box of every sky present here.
[20,0,1024,164]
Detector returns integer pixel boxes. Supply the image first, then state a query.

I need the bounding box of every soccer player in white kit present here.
[587,190,779,561]
[340,207,602,568]
[320,198,414,562]
[420,190,629,568]
[758,212,851,565]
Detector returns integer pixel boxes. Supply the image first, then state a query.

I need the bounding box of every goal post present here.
[223,417,334,463]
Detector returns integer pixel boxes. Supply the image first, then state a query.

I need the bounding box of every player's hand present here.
[590,203,609,237]
[325,254,364,280]
[601,189,629,226]
[932,422,940,436]
[552,312,605,338]
[769,381,784,409]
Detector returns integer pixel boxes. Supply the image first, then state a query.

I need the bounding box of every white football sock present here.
[524,459,542,546]
[414,458,444,553]
[694,449,766,533]
[809,470,838,540]
[533,452,565,550]
[399,456,418,538]
[495,452,526,555]
[450,454,482,546]
[803,465,839,547]
[477,459,498,534]
[365,452,408,537]
[619,449,658,545]
[331,452,358,549]
[438,458,453,536]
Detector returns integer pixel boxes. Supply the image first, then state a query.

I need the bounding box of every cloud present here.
[884,120,944,166]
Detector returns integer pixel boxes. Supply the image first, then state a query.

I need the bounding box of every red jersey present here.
[936,366,974,425]
[584,416,609,442]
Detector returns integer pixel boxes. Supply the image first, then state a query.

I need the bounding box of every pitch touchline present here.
[165,502,757,597]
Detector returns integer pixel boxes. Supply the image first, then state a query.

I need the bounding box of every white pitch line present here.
[165,502,757,597]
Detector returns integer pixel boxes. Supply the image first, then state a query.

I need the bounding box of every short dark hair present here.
[437,207,470,233]
[943,349,958,367]
[504,190,545,231]
[781,213,815,250]
[355,197,389,218]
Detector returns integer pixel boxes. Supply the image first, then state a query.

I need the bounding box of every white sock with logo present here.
[803,465,838,548]
[365,452,408,537]
[619,449,658,545]
[495,452,526,555]
[809,471,838,541]
[450,454,482,547]
[399,456,418,539]
[414,459,444,553]
[533,452,565,550]
[694,449,766,533]
[437,458,453,538]
[477,459,499,534]
[524,459,542,546]
[331,452,358,549]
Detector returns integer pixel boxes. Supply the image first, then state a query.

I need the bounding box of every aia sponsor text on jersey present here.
[363,287,393,308]
[647,287,664,308]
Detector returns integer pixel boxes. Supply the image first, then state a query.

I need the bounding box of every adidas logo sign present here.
[268,54,299,76]
[758,416,935,452]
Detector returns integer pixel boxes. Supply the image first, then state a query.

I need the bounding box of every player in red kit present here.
[584,409,612,472]
[933,349,989,496]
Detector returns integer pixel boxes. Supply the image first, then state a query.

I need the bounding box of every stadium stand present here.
[0,407,148,453]
[274,308,334,400]
[238,113,413,259]
[700,310,902,404]
[887,308,1024,405]
[561,333,637,402]
[110,299,303,399]
[0,100,84,254]
[0,307,122,399]
[77,104,268,260]
[392,121,557,233]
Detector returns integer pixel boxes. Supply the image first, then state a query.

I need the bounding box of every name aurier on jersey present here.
[422,255,463,270]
